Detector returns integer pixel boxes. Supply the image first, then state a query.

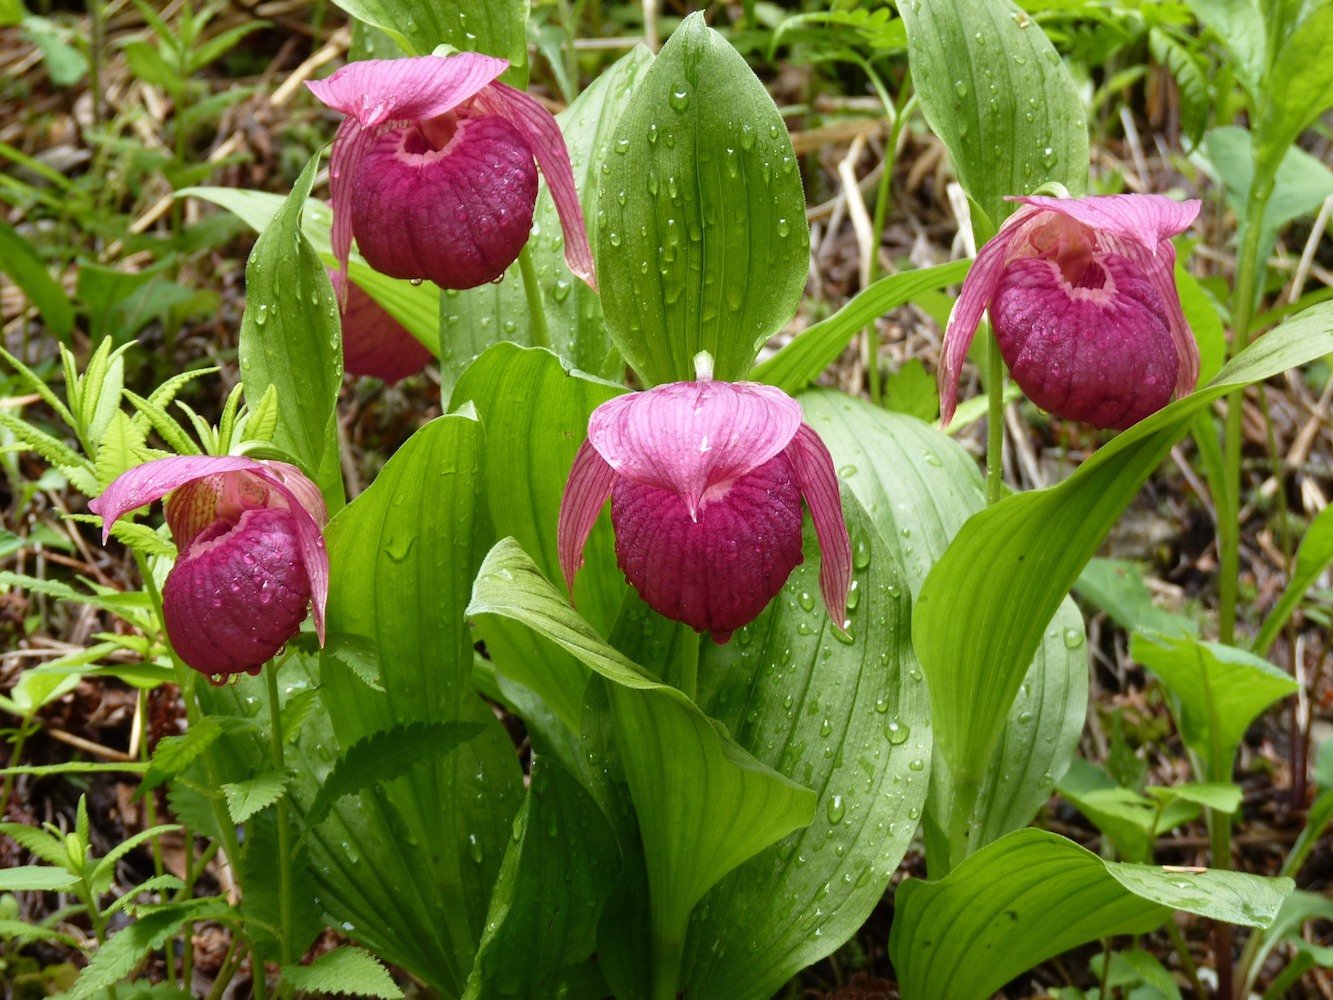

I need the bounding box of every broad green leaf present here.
[598,12,810,385]
[890,828,1293,1000]
[237,153,343,507]
[1253,2,1333,184]
[801,392,1086,863]
[679,496,931,1000]
[1254,504,1333,655]
[901,0,1088,227]
[467,538,816,954]
[750,261,970,395]
[179,186,441,369]
[912,301,1333,846]
[282,946,403,999]
[451,344,626,732]
[221,770,289,824]
[1185,0,1266,100]
[463,756,618,1000]
[1075,558,1199,638]
[439,46,653,392]
[0,218,73,340]
[0,865,79,891]
[311,412,524,993]
[1204,126,1333,281]
[328,0,527,83]
[1130,631,1298,778]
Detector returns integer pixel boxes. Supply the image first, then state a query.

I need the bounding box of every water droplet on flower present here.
[409,277,424,286]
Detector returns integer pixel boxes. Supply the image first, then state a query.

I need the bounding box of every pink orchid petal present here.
[90,456,268,542]
[784,424,851,629]
[1010,194,1201,254]
[327,116,368,301]
[306,53,507,129]
[939,226,1023,426]
[474,83,596,290]
[250,463,328,645]
[338,272,435,382]
[557,440,617,594]
[587,381,803,515]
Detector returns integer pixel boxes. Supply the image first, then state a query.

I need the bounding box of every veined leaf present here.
[221,770,290,824]
[468,538,816,967]
[0,216,74,342]
[901,0,1088,227]
[282,947,403,999]
[0,865,80,891]
[890,828,1292,1000]
[912,301,1333,865]
[598,13,809,385]
[236,153,343,508]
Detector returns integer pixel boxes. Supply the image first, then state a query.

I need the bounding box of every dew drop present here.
[825,795,846,825]
[669,87,690,112]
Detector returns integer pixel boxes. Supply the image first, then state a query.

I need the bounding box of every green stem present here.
[1218,192,1271,645]
[1164,918,1204,998]
[0,717,37,818]
[138,689,174,986]
[265,665,295,970]
[676,628,700,702]
[649,927,684,1000]
[985,329,1006,506]
[517,245,552,352]
[945,770,980,875]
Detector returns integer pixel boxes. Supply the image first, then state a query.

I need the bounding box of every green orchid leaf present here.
[912,301,1333,862]
[327,0,527,83]
[467,537,816,985]
[598,12,809,384]
[802,391,1086,867]
[901,0,1088,227]
[750,261,970,395]
[1130,631,1298,779]
[678,494,930,1000]
[463,756,618,1000]
[236,153,343,508]
[890,828,1293,1000]
[1253,503,1333,656]
[452,344,627,733]
[0,218,73,342]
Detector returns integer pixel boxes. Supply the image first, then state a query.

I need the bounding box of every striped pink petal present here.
[557,440,618,594]
[784,424,851,630]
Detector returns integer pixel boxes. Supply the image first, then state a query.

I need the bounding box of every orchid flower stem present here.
[134,549,265,1000]
[649,928,685,1000]
[985,330,1006,506]
[1218,191,1271,646]
[264,663,295,971]
[945,768,980,875]
[678,627,700,703]
[518,245,552,352]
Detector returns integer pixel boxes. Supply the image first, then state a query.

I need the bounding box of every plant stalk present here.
[985,330,1006,506]
[265,664,295,969]
[517,245,552,351]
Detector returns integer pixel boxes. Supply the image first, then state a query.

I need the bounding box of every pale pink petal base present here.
[163,509,313,678]
[587,381,803,515]
[611,454,805,642]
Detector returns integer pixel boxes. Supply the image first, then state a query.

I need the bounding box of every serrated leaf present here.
[240,382,280,445]
[317,632,384,693]
[598,13,810,384]
[283,947,403,999]
[93,410,150,489]
[0,822,72,867]
[0,864,80,891]
[304,721,481,832]
[0,409,92,478]
[91,823,181,892]
[140,716,254,795]
[123,388,200,456]
[102,874,188,917]
[221,771,289,824]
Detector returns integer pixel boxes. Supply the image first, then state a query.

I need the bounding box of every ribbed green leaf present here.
[282,946,403,999]
[913,302,1333,841]
[678,494,930,1000]
[236,153,343,508]
[890,828,1292,1000]
[901,0,1088,226]
[598,13,809,384]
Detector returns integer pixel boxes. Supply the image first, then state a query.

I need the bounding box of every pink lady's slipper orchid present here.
[89,457,329,682]
[334,270,433,383]
[307,53,595,295]
[558,363,852,643]
[940,194,1201,430]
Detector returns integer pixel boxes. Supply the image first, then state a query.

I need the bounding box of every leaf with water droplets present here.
[598,13,809,385]
[900,0,1087,226]
[891,827,1292,1000]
